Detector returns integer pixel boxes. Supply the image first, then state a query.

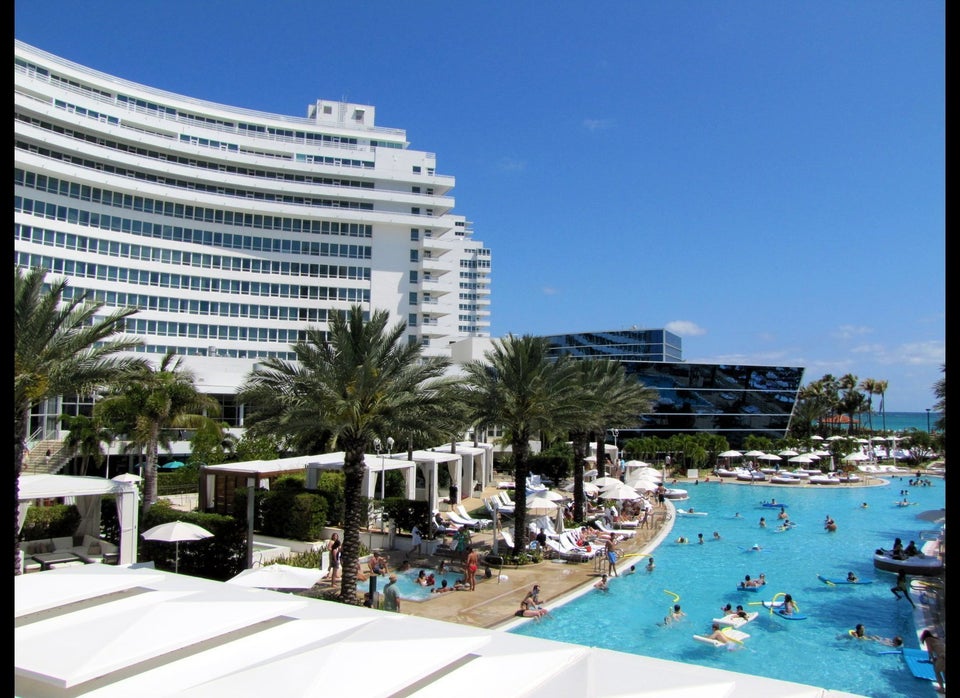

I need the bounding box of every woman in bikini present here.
[465,546,479,591]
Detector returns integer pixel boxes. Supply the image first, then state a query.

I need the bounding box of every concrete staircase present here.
[23,439,70,475]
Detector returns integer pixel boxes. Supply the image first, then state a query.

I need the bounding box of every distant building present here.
[542,330,805,449]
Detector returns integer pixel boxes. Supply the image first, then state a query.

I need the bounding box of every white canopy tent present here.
[14,564,860,698]
[18,474,139,566]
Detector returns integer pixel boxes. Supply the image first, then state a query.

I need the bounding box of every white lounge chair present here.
[448,505,491,530]
[594,519,636,538]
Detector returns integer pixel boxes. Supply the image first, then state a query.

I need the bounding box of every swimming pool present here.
[511,477,944,698]
[358,567,468,601]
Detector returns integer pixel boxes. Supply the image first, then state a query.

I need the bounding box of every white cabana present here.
[18,474,139,566]
[14,564,858,698]
[303,452,417,501]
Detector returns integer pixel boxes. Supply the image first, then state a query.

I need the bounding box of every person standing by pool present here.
[383,573,401,612]
[409,523,423,558]
[890,569,915,607]
[919,629,946,694]
[465,546,479,590]
[326,532,341,584]
[605,537,619,576]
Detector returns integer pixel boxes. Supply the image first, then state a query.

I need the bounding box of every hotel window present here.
[409,270,418,283]
[409,292,418,305]
[408,313,417,327]
[410,250,419,262]
[412,166,421,174]
[410,228,420,241]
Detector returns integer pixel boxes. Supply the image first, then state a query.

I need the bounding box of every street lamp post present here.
[375,436,394,537]
[926,408,931,433]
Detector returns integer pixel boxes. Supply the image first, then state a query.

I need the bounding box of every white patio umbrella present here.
[778,449,800,457]
[757,454,781,462]
[842,452,869,462]
[718,450,742,459]
[526,495,559,516]
[810,435,824,441]
[562,481,600,497]
[541,490,567,502]
[788,455,815,464]
[141,521,214,573]
[623,460,651,468]
[599,481,640,501]
[744,450,766,458]
[592,476,622,489]
[226,563,324,590]
[111,472,143,483]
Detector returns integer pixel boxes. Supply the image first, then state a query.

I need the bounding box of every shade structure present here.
[842,452,869,462]
[561,481,599,496]
[810,435,824,441]
[757,454,781,462]
[158,460,187,470]
[788,455,815,464]
[540,490,567,502]
[599,481,640,501]
[227,564,324,590]
[718,450,743,458]
[778,450,800,457]
[592,476,621,489]
[526,495,560,516]
[141,521,214,573]
[744,450,766,458]
[110,472,143,483]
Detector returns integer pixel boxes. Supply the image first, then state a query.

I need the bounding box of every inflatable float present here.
[693,628,750,647]
[712,611,758,628]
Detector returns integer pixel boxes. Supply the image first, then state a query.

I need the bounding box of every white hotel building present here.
[15,40,492,439]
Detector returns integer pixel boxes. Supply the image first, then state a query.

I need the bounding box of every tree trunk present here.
[14,407,29,576]
[571,432,588,521]
[511,436,530,551]
[338,442,365,603]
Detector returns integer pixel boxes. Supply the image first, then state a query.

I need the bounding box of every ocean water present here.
[857,412,940,433]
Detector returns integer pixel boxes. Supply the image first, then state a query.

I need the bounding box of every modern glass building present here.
[15,40,490,438]
[543,330,805,448]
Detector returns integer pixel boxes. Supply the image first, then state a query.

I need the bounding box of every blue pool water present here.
[359,567,465,601]
[511,476,944,698]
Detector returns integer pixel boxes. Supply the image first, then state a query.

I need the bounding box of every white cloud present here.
[583,118,614,132]
[832,324,873,340]
[664,320,706,337]
[541,286,559,296]
[497,157,526,171]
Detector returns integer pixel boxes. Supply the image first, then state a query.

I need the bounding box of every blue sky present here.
[15,2,945,412]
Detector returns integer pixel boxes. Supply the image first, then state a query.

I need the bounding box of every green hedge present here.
[19,504,82,540]
[140,502,247,580]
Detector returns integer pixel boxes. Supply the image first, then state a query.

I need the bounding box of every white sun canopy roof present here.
[15,565,862,698]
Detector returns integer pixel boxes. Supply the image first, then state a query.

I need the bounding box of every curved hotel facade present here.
[15,41,491,436]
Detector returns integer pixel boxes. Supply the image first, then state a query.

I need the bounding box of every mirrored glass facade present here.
[544,331,804,448]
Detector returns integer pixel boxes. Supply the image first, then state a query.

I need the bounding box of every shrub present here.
[19,504,81,540]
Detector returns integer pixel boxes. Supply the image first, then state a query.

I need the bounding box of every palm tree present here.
[859,378,881,432]
[95,350,219,515]
[875,379,889,432]
[238,305,454,602]
[14,266,145,575]
[460,335,581,553]
[932,366,944,432]
[570,361,656,521]
[60,413,114,476]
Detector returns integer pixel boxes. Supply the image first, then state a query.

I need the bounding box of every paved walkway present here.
[356,484,677,629]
